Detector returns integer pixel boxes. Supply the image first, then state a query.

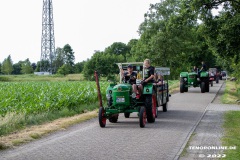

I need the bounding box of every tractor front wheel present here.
[98,107,106,127]
[139,106,146,128]
[124,113,130,118]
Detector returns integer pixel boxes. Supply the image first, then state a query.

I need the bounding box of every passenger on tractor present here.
[192,66,198,73]
[200,61,207,72]
[198,61,207,77]
[120,64,138,95]
[138,59,155,95]
[140,58,155,122]
[154,73,165,85]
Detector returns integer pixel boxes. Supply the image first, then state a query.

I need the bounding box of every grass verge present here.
[221,81,240,159]
[222,111,240,159]
[222,81,240,104]
[168,80,179,94]
[0,110,98,149]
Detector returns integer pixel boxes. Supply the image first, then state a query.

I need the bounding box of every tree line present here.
[0,44,85,75]
[1,0,239,81]
[83,0,240,80]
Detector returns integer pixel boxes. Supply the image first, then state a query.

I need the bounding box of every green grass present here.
[222,111,240,159]
[221,81,240,159]
[0,102,100,136]
[222,81,240,104]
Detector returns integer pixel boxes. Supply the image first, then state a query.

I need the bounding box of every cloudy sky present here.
[0,0,160,64]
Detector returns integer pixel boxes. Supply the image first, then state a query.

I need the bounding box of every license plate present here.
[116,97,125,103]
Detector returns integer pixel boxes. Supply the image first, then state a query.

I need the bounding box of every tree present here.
[104,42,129,61]
[36,60,50,72]
[31,63,37,71]
[74,61,86,73]
[57,64,71,76]
[53,47,65,72]
[0,63,2,74]
[83,51,124,80]
[1,55,13,75]
[12,61,24,74]
[21,59,34,74]
[63,44,75,66]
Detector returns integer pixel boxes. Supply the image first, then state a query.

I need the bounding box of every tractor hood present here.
[113,83,132,92]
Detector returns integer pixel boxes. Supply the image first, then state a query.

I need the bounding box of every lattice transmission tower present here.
[40,0,55,73]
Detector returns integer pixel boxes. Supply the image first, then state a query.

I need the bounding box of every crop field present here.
[0,81,109,117]
[0,80,179,117]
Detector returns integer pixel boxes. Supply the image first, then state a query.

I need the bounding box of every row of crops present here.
[0,81,109,117]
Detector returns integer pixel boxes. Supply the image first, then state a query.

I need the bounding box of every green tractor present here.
[95,62,170,128]
[180,71,209,93]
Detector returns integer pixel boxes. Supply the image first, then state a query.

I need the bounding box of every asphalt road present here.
[0,81,223,160]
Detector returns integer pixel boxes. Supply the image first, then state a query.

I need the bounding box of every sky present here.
[0,0,160,64]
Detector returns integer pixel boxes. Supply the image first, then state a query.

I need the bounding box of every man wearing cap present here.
[121,64,137,94]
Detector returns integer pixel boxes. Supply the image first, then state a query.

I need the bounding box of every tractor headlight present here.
[184,78,187,81]
[106,94,111,100]
[131,93,136,98]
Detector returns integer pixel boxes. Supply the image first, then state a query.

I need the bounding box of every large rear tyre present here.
[109,114,118,123]
[124,113,130,118]
[98,107,106,127]
[201,82,205,93]
[139,106,146,128]
[145,95,155,123]
[152,94,158,118]
[205,81,209,92]
[180,78,185,93]
[163,102,168,112]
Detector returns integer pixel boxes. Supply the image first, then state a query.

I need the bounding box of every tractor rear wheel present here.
[152,94,158,118]
[163,102,168,112]
[205,80,209,92]
[201,82,205,93]
[145,94,155,123]
[139,106,146,128]
[98,107,106,127]
[124,113,130,118]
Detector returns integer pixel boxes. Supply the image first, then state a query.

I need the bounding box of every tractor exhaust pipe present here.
[94,71,103,107]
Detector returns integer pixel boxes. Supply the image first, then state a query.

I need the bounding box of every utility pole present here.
[40,0,55,73]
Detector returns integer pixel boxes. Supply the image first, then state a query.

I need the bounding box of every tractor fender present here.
[143,83,154,94]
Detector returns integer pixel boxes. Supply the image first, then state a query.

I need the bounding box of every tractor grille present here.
[189,75,195,79]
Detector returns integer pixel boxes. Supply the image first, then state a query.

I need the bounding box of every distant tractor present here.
[95,62,170,128]
[180,71,209,93]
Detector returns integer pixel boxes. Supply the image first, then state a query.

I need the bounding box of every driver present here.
[121,64,137,94]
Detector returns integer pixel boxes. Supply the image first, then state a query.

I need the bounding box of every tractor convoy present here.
[95,62,221,128]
